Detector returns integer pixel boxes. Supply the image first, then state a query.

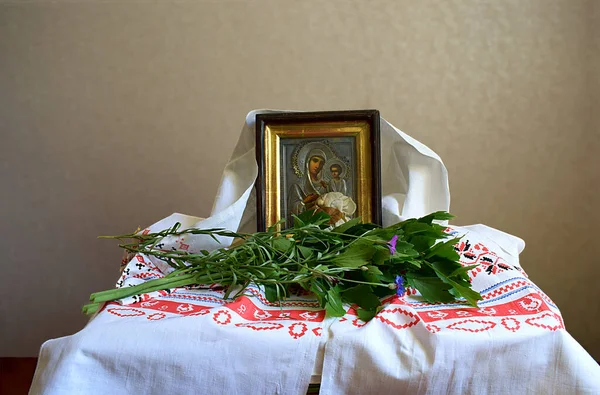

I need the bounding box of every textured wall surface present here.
[1,0,598,359]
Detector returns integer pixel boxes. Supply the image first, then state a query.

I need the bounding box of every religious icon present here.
[255,110,381,231]
[286,140,355,228]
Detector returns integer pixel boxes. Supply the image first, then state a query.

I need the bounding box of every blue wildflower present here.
[388,235,398,255]
[395,275,405,297]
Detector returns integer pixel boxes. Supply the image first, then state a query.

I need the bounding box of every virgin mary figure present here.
[288,147,329,222]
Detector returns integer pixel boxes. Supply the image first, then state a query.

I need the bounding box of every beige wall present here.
[1,0,598,359]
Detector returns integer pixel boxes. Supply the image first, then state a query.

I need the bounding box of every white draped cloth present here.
[30,110,600,394]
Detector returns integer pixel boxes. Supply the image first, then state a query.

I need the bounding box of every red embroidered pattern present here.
[164,293,226,304]
[184,309,211,317]
[132,272,163,279]
[376,308,420,330]
[213,310,232,325]
[107,307,145,317]
[501,317,521,332]
[288,322,308,339]
[352,318,366,328]
[525,313,564,331]
[246,288,320,308]
[417,293,551,324]
[447,319,496,333]
[426,324,441,333]
[483,280,529,300]
[234,322,284,331]
[226,296,325,322]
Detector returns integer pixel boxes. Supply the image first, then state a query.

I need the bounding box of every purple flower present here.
[395,275,405,297]
[388,235,398,255]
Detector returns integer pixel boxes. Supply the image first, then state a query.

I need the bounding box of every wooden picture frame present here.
[255,110,381,232]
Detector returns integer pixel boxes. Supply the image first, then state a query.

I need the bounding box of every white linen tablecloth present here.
[30,223,600,394]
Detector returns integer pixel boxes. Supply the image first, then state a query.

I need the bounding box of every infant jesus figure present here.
[328,164,347,196]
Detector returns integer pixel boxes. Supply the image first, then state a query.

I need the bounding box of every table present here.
[29,225,600,394]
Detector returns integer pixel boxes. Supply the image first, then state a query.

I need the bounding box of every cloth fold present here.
[212,109,451,234]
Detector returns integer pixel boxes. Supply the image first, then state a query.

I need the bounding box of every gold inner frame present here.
[264,120,372,231]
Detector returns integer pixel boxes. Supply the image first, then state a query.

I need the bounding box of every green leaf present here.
[341,285,381,310]
[372,285,396,298]
[295,209,331,227]
[410,235,436,252]
[343,223,380,236]
[82,302,101,315]
[406,259,422,268]
[430,258,462,277]
[372,248,390,265]
[408,276,455,304]
[310,280,327,308]
[403,222,448,244]
[425,237,460,261]
[431,223,449,234]
[448,281,483,307]
[223,269,238,299]
[392,247,420,259]
[403,221,436,235]
[329,241,376,268]
[292,214,305,228]
[357,307,377,322]
[417,211,455,224]
[267,218,286,233]
[366,265,383,276]
[263,284,279,303]
[364,228,397,241]
[423,259,483,307]
[325,287,346,317]
[358,265,384,284]
[272,238,294,252]
[297,245,314,259]
[417,270,482,307]
[332,217,362,233]
[393,240,416,253]
[449,264,479,279]
[374,268,396,283]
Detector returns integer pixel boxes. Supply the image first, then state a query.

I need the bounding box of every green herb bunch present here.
[84,211,482,321]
